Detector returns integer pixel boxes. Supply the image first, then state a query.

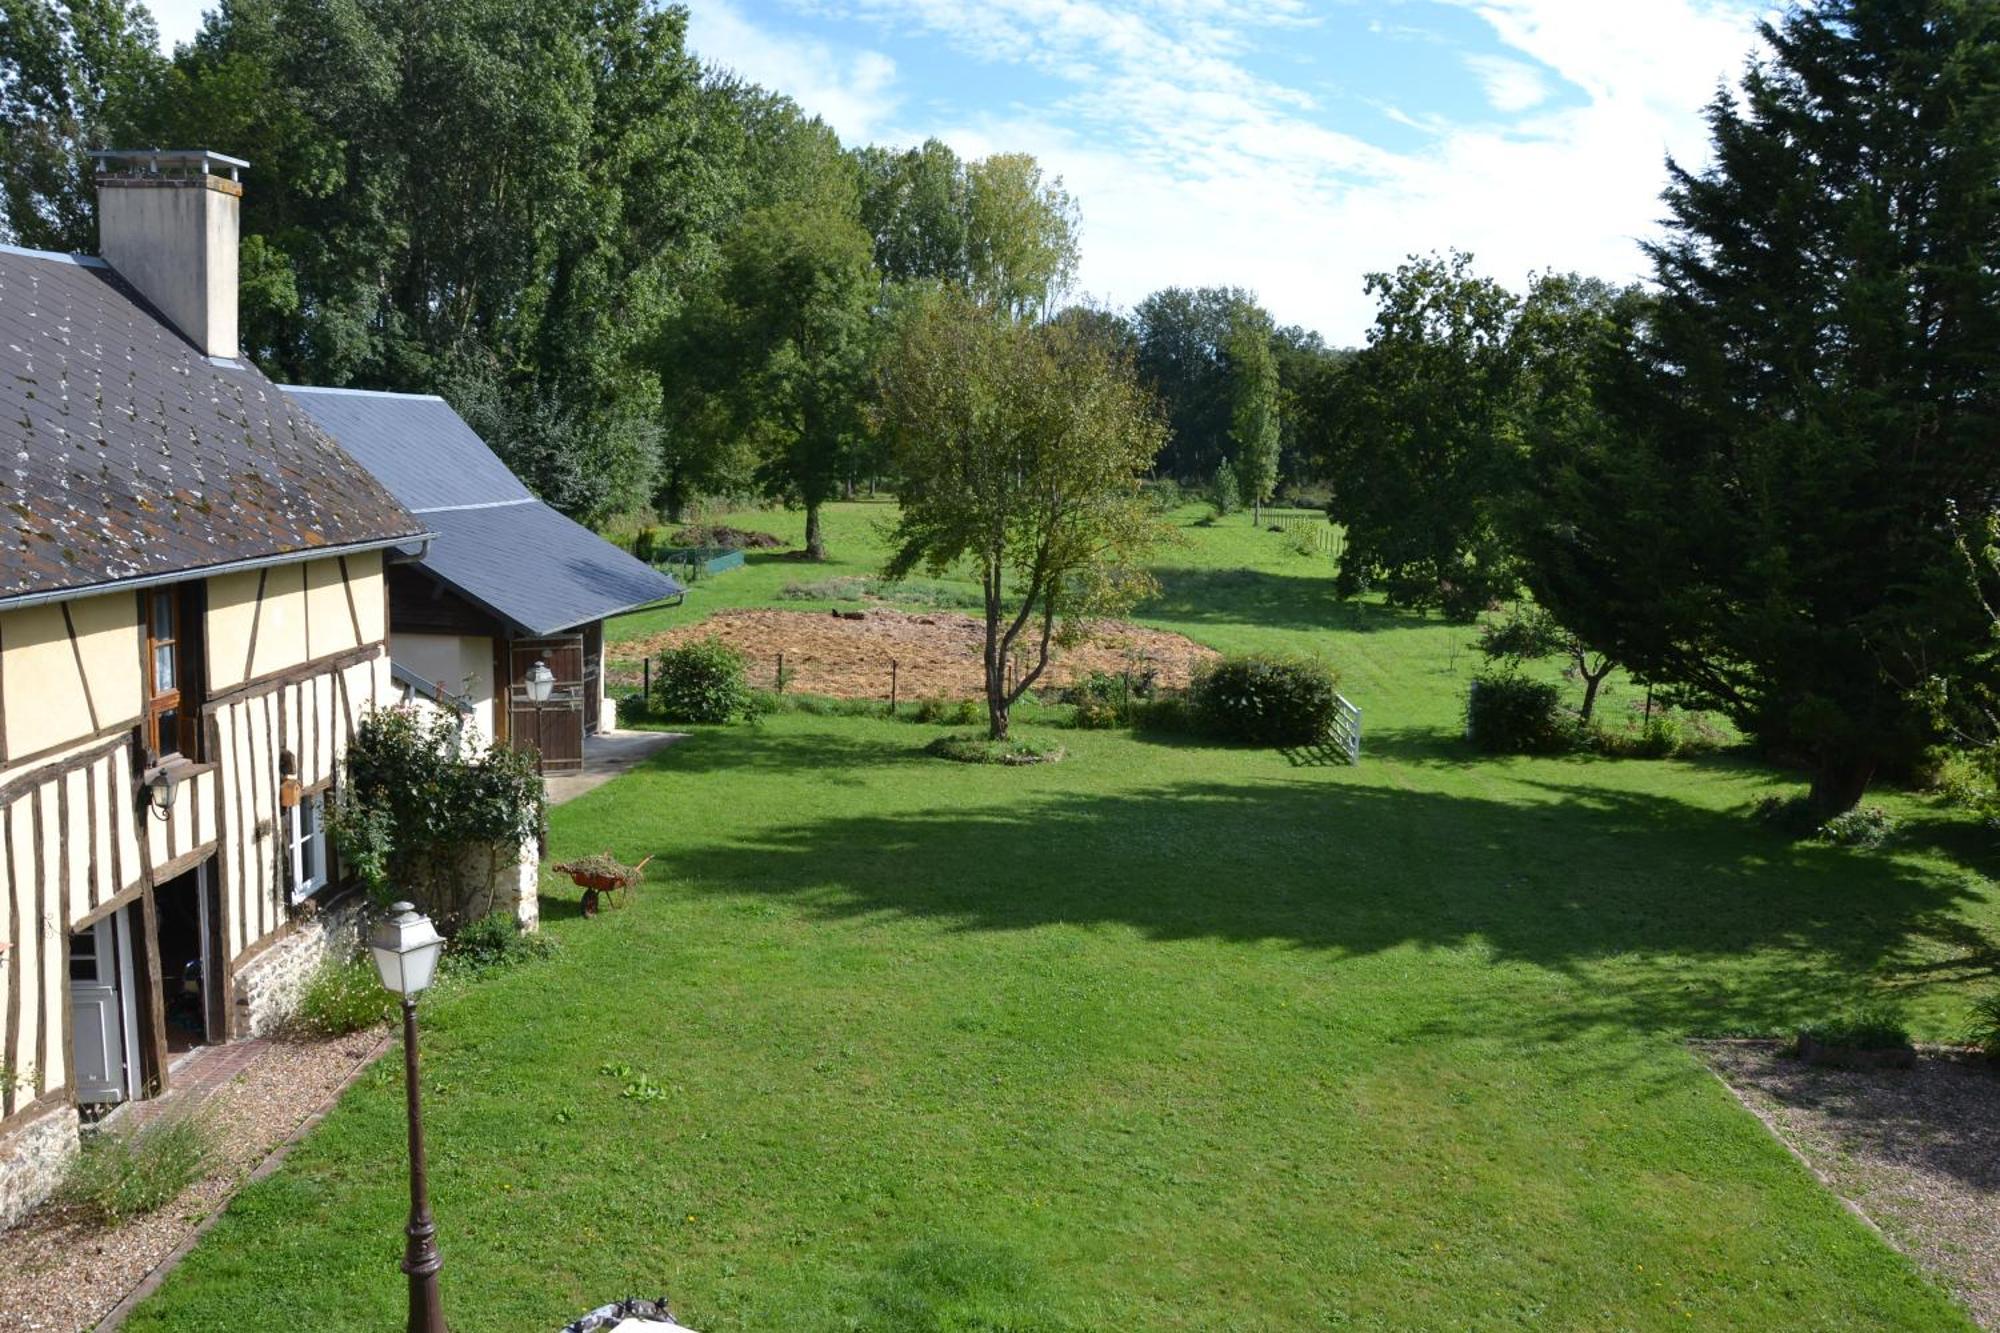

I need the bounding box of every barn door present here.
[70,915,137,1105]
[507,636,585,772]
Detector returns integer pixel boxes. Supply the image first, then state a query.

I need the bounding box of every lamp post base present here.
[401,997,447,1332]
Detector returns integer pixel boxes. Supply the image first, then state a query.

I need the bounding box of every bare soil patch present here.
[1697,1039,2000,1329]
[621,608,1218,701]
[0,1029,386,1333]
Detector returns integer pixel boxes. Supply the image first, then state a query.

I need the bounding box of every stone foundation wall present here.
[233,891,368,1038]
[450,835,541,932]
[0,1100,79,1230]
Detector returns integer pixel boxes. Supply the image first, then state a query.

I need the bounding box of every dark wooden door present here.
[507,636,585,771]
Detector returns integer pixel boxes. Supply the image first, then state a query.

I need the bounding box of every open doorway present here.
[154,865,216,1054]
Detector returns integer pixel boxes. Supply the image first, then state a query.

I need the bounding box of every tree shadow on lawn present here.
[649,774,1993,1043]
[1140,567,1431,635]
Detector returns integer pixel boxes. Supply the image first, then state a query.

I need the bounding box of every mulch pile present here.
[622,608,1217,700]
[1698,1039,2000,1329]
[670,524,785,550]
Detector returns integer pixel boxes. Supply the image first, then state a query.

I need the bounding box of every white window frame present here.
[288,793,329,903]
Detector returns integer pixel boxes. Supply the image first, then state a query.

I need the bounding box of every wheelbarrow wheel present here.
[582,887,600,918]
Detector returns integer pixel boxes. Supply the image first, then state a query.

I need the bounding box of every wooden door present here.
[506,636,586,771]
[70,915,137,1105]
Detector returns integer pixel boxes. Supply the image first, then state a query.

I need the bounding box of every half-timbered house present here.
[0,150,429,1224]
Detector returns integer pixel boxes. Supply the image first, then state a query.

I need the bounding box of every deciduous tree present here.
[880,290,1167,739]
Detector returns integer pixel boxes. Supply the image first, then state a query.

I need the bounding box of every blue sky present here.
[145,0,1775,343]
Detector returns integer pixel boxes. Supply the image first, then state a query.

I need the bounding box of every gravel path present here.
[0,1029,386,1333]
[1698,1039,2000,1329]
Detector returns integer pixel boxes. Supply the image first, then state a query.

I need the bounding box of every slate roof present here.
[0,244,426,607]
[283,387,683,637]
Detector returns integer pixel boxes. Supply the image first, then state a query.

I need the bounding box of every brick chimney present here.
[90,149,249,361]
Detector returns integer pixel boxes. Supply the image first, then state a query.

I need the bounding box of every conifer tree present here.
[1521,0,2000,813]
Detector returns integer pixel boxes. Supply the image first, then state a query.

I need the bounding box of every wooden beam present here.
[60,603,99,734]
[31,789,48,1101]
[241,569,269,686]
[136,886,169,1097]
[339,555,366,650]
[3,804,20,1118]
[205,710,237,1039]
[201,642,385,715]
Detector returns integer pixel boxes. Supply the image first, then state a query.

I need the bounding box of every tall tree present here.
[854,136,969,287]
[880,289,1166,739]
[1306,251,1523,619]
[1226,306,1281,524]
[1519,0,2000,813]
[703,198,878,560]
[1133,285,1257,480]
[0,0,168,250]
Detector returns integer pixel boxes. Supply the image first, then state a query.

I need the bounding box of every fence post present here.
[891,659,899,714]
[777,651,786,693]
[642,657,650,704]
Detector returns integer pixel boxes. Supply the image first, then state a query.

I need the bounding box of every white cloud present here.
[687,0,903,142]
[1462,54,1549,114]
[831,0,1773,340]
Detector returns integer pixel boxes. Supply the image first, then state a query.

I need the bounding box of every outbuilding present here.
[282,388,682,771]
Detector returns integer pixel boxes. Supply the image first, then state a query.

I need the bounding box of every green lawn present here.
[127,503,1998,1330]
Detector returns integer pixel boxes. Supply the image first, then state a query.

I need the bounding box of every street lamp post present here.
[525,658,556,775]
[369,902,449,1333]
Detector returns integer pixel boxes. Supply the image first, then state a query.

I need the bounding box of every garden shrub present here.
[1209,460,1241,516]
[1815,805,1898,849]
[447,913,558,976]
[330,707,544,932]
[925,734,1065,765]
[1465,672,1574,754]
[1131,694,1193,735]
[1139,477,1185,513]
[291,956,395,1036]
[653,636,752,723]
[1964,990,2000,1059]
[913,696,983,726]
[1189,654,1339,746]
[1796,1000,1911,1052]
[1593,706,1727,759]
[60,1115,212,1224]
[1063,671,1140,729]
[632,525,665,563]
[616,690,653,727]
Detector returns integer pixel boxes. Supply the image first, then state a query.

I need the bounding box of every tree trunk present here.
[1578,666,1611,725]
[1809,756,1875,817]
[984,569,1009,740]
[804,501,827,561]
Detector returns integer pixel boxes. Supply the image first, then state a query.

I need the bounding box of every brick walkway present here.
[112,1040,273,1131]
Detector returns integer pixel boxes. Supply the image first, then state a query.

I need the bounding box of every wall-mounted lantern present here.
[145,767,179,821]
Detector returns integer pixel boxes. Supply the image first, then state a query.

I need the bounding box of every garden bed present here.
[1698,1039,2000,1329]
[618,608,1215,700]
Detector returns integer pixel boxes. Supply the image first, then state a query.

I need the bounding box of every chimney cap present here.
[89,148,250,181]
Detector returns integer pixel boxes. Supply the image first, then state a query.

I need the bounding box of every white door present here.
[70,915,137,1105]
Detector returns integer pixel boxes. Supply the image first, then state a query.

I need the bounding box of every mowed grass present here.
[126,504,1999,1330]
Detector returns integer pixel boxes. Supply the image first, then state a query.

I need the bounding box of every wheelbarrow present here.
[561,854,652,917]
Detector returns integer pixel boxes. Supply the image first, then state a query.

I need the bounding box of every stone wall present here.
[450,834,541,932]
[0,1100,79,1230]
[233,891,368,1038]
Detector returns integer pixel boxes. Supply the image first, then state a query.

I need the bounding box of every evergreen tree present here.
[1520,0,2000,813]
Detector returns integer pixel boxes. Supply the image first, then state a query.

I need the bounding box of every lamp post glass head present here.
[525,659,556,704]
[369,902,445,997]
